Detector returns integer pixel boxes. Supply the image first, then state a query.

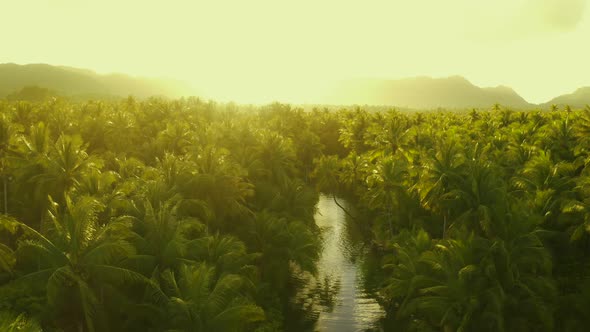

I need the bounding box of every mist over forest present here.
[3,63,590,109]
[2,1,590,331]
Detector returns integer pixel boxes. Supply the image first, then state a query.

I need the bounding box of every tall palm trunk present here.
[387,203,394,237]
[1,157,6,215]
[3,175,7,215]
[442,209,450,238]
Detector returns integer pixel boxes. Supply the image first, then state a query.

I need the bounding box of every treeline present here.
[1,96,590,331]
[0,97,342,331]
[314,106,590,331]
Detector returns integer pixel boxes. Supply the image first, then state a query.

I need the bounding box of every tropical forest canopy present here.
[3,0,590,330]
[0,94,589,331]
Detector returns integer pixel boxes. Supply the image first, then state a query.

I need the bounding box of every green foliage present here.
[6,86,55,102]
[309,105,590,330]
[0,98,324,331]
[0,311,42,332]
[1,97,590,331]
[162,263,265,332]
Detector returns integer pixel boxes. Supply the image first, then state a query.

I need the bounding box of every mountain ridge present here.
[1,63,589,108]
[323,76,534,109]
[0,63,194,100]
[542,87,590,108]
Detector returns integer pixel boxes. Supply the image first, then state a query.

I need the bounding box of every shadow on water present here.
[287,194,385,332]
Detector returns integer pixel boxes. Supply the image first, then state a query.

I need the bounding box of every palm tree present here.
[365,156,410,239]
[253,131,297,186]
[31,135,99,206]
[498,108,514,127]
[469,108,480,122]
[339,152,369,195]
[292,130,323,183]
[156,122,193,156]
[383,220,554,331]
[0,241,15,277]
[266,178,318,223]
[502,128,536,173]
[0,114,19,215]
[574,107,590,147]
[124,198,204,276]
[44,99,74,139]
[7,122,52,225]
[447,157,507,237]
[0,197,161,332]
[542,117,577,161]
[0,312,41,332]
[419,141,465,237]
[187,233,256,278]
[11,101,35,130]
[512,151,576,226]
[104,107,139,156]
[367,110,411,159]
[554,278,590,331]
[338,108,371,154]
[311,155,340,194]
[243,212,320,288]
[75,169,131,224]
[406,236,504,331]
[309,108,347,157]
[161,263,264,332]
[561,174,590,241]
[186,145,254,224]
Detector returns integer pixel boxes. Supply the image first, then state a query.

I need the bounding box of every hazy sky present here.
[2,0,589,103]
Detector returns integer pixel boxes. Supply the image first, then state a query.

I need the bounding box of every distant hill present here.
[543,87,590,108]
[322,76,533,109]
[3,63,590,109]
[0,63,195,100]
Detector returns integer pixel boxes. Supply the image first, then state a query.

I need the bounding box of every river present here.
[311,194,384,332]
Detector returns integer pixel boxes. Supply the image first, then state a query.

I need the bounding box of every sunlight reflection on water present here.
[312,195,384,332]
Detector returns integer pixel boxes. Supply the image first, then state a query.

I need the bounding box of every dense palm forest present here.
[313,105,590,331]
[1,97,590,331]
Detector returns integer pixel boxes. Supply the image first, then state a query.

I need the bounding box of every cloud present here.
[524,0,587,32]
[464,0,588,42]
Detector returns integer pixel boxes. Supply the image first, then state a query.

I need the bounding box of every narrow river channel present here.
[312,194,384,332]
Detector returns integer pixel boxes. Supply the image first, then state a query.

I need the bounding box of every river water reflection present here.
[311,195,384,332]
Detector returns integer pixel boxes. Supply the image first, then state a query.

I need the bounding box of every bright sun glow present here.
[1,0,590,103]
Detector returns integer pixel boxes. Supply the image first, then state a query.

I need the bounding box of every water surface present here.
[312,195,384,332]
